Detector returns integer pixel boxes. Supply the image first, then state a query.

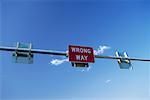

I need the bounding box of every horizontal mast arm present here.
[0,46,150,62]
[0,46,66,56]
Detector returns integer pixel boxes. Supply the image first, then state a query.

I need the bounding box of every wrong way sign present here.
[68,45,95,63]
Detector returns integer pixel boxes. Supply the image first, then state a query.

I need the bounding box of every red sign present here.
[69,45,95,63]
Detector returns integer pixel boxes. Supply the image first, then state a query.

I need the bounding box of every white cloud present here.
[79,66,92,72]
[87,65,91,71]
[105,79,111,84]
[94,45,110,55]
[50,58,68,66]
[50,45,110,66]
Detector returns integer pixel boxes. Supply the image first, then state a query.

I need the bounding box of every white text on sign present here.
[71,47,91,54]
[76,55,88,61]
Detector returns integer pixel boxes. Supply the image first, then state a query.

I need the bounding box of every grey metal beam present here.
[0,46,66,56]
[95,55,150,62]
[0,46,150,62]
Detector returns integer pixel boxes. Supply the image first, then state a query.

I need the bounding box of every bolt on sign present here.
[68,45,95,63]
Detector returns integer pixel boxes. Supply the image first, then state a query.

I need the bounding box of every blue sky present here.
[1,0,150,100]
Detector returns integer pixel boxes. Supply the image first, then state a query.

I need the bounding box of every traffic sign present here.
[68,45,95,63]
[12,42,33,64]
[115,51,132,69]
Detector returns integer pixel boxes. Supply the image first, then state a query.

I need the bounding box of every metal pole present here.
[0,46,66,56]
[0,46,150,62]
[95,55,150,62]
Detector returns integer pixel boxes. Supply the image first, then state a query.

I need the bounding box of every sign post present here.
[68,45,95,67]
